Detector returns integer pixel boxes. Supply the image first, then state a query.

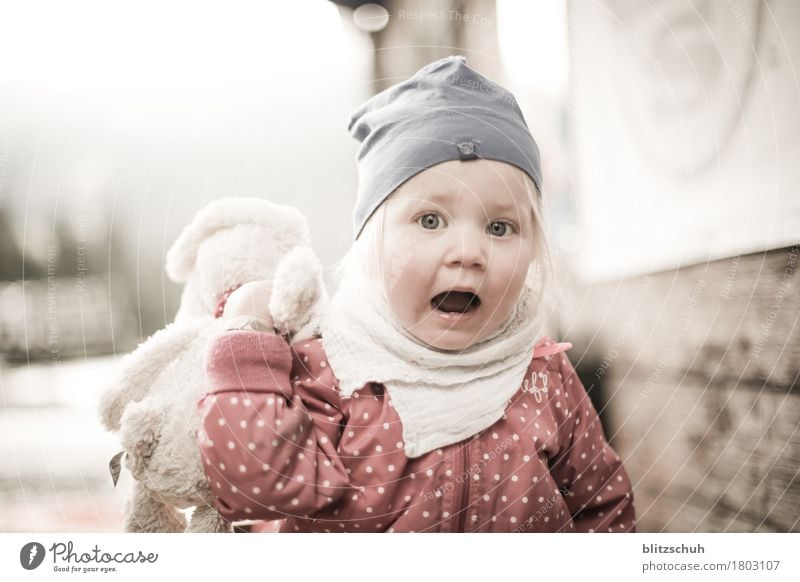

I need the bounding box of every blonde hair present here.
[331,172,555,325]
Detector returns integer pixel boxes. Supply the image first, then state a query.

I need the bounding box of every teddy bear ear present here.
[165,197,309,283]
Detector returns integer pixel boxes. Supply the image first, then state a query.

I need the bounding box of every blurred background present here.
[0,0,797,532]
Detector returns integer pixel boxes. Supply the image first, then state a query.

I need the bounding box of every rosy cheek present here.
[384,243,414,279]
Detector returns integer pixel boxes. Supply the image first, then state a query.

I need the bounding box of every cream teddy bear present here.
[98,197,326,533]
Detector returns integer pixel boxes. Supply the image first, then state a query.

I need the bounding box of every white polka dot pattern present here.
[196,332,637,533]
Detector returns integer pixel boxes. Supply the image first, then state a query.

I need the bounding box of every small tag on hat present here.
[456,139,480,160]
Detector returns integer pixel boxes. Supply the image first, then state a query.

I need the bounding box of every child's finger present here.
[223,281,273,324]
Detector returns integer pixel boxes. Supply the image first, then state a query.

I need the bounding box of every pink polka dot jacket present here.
[197,331,637,532]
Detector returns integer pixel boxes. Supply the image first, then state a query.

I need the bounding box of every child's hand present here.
[222,281,275,331]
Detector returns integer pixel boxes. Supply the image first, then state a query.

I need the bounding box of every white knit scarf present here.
[319,270,546,458]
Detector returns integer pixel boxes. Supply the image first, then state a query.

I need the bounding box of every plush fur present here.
[98,197,327,532]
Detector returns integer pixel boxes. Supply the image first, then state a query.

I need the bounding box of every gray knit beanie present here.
[348,55,542,240]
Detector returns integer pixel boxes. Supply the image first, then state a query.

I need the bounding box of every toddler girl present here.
[197,56,636,532]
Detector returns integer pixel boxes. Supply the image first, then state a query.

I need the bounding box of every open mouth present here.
[431,290,481,314]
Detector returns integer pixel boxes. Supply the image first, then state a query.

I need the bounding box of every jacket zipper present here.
[453,440,470,532]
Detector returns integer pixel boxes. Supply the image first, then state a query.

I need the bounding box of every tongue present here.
[432,291,479,313]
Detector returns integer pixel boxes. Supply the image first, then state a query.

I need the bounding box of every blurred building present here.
[564,0,800,532]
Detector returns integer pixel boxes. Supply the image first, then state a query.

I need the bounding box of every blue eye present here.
[488,221,513,237]
[418,213,441,229]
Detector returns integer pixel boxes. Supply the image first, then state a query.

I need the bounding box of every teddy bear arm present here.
[269,246,326,337]
[98,319,209,432]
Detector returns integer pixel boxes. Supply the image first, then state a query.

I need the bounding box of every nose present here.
[443,226,488,270]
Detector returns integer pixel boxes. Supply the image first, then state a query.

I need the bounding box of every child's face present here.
[380,160,536,351]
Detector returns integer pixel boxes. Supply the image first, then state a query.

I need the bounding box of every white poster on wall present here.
[569,0,800,281]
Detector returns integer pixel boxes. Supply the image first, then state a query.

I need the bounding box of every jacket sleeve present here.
[547,352,637,533]
[196,331,351,523]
